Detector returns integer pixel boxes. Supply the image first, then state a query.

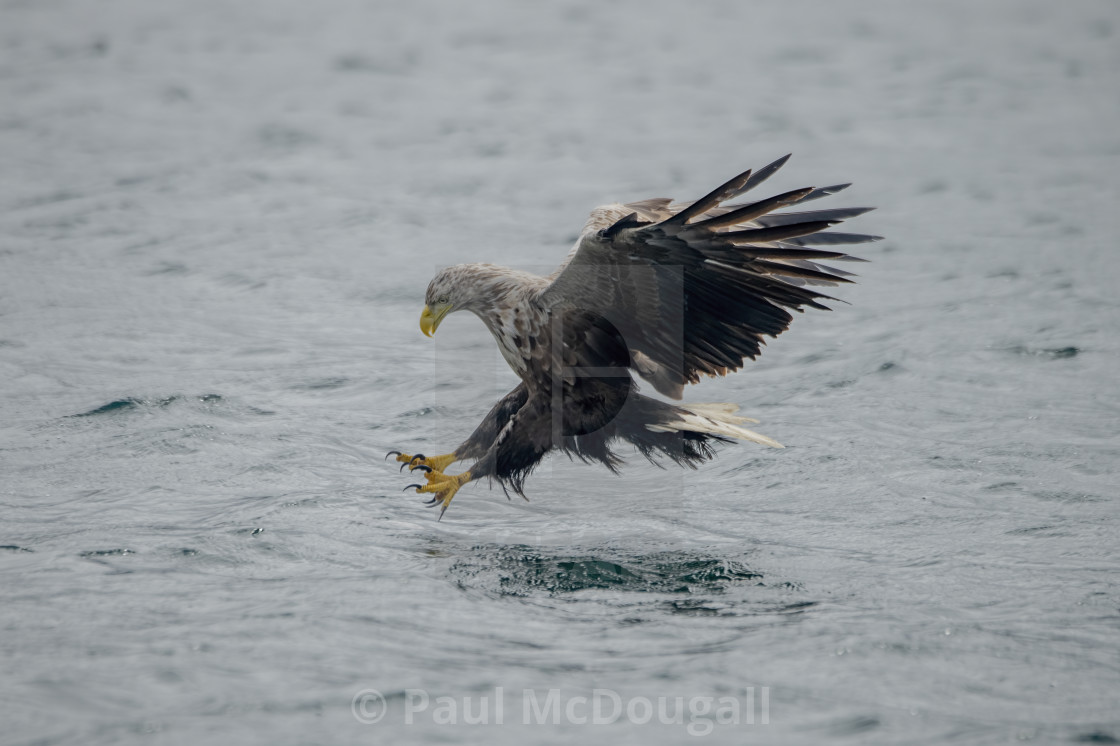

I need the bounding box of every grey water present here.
[2,1,1118,744]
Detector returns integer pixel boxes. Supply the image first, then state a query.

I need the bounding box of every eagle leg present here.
[386,451,458,473]
[404,469,473,520]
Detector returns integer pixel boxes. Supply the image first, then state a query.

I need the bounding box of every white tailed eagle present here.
[387,155,878,518]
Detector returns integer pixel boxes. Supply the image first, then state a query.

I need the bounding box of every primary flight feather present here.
[387,155,879,518]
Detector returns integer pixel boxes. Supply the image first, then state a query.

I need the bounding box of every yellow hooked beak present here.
[419,303,453,337]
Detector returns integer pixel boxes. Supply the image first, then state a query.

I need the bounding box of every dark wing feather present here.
[539,157,877,399]
[697,187,815,230]
[660,168,753,227]
[721,220,840,243]
[726,153,792,200]
[783,232,884,246]
[754,206,875,227]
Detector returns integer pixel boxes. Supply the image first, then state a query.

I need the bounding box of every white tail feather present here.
[646,403,784,448]
[682,402,760,424]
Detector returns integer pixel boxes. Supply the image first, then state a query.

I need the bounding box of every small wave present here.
[1005,345,1080,360]
[450,545,761,596]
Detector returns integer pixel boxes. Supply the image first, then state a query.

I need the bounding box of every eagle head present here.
[420,264,487,337]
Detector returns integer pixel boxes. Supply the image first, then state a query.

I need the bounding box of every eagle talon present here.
[410,464,432,474]
[404,468,453,496]
[407,470,472,520]
[387,451,458,474]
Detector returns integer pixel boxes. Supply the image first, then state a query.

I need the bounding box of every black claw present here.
[404,484,423,492]
[423,496,440,507]
[385,450,402,461]
[410,464,432,474]
[409,454,426,467]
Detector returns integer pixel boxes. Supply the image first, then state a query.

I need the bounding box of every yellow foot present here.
[385,450,457,473]
[404,470,472,520]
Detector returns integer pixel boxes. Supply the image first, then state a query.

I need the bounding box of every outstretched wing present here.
[539,155,879,399]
